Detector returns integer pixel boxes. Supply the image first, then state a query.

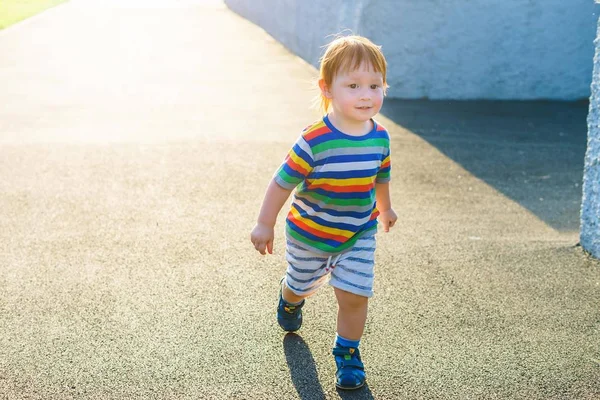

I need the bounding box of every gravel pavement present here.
[1,1,599,399]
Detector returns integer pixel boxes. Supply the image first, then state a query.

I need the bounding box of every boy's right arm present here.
[250,179,293,255]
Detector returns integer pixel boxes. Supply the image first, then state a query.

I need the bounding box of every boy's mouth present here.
[356,106,371,110]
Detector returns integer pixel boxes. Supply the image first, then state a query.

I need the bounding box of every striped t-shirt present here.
[274,115,391,255]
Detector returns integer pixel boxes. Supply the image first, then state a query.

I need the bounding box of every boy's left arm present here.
[375,182,398,232]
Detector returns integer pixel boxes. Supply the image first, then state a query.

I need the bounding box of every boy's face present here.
[321,62,385,129]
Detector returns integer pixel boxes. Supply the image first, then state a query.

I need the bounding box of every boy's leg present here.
[329,233,375,339]
[328,234,375,390]
[332,289,368,390]
[282,282,306,304]
[277,241,330,332]
[334,288,368,341]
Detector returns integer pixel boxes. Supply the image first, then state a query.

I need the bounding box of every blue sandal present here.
[333,346,366,390]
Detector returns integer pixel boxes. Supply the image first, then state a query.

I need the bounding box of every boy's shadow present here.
[283,333,374,400]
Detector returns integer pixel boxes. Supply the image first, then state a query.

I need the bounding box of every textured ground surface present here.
[1,1,599,399]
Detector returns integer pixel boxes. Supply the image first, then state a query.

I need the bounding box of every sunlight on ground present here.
[0,0,580,239]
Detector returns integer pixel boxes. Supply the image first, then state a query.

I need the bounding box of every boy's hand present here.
[250,223,275,255]
[379,208,398,232]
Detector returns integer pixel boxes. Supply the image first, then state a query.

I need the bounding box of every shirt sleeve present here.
[273,136,315,190]
[376,140,391,183]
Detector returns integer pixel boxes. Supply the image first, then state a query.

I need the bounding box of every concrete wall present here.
[581,12,600,259]
[224,0,597,100]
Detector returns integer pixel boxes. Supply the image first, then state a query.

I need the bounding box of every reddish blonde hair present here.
[317,35,388,115]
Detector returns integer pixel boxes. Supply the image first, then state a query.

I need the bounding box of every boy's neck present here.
[327,113,373,136]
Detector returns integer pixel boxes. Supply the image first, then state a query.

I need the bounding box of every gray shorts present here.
[284,234,376,298]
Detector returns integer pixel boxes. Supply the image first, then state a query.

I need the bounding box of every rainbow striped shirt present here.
[274,115,391,255]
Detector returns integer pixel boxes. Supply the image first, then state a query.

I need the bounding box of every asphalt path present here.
[1,1,599,399]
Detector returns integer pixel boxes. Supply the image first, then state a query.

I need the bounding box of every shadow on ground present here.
[380,100,589,232]
[283,333,374,400]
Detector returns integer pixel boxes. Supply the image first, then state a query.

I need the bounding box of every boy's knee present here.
[334,288,368,309]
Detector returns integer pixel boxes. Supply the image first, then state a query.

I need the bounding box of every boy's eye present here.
[349,84,357,89]
[370,84,379,89]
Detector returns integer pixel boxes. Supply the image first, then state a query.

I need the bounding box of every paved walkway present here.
[1,1,599,399]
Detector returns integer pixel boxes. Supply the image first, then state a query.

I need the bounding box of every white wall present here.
[225,0,597,100]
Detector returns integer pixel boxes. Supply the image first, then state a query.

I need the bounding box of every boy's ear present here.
[318,79,332,98]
